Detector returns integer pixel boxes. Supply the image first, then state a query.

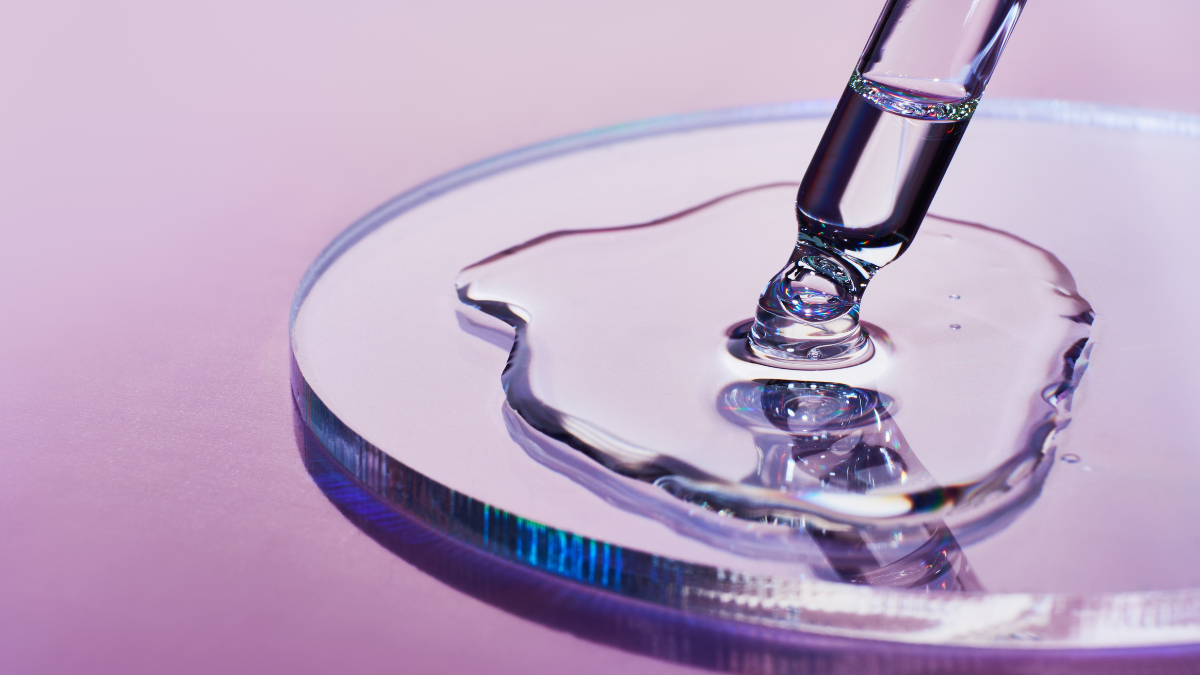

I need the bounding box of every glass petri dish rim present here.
[290,99,1200,651]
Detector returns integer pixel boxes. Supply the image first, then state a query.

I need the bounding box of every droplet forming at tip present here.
[744,79,973,370]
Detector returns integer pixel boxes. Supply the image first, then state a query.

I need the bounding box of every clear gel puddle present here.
[457,183,1091,590]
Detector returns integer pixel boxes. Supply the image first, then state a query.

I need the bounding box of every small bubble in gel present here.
[950,324,962,330]
[1061,454,1081,463]
[949,294,961,300]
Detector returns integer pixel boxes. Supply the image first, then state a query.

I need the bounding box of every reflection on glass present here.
[719,380,981,591]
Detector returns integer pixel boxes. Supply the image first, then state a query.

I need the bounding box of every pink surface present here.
[2,2,1198,673]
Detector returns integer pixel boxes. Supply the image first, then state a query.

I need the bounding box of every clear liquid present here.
[748,84,975,366]
[799,84,970,255]
[751,0,1031,371]
[457,184,1091,591]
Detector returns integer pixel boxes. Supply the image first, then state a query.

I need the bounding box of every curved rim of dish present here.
[289,99,1200,651]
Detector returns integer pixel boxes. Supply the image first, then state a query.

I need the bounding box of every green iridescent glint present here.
[849,72,978,122]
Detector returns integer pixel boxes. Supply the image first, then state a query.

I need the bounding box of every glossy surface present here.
[458,184,1091,539]
[294,104,1200,648]
[5,1,1200,673]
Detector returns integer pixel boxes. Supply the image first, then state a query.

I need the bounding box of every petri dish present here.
[290,100,1200,666]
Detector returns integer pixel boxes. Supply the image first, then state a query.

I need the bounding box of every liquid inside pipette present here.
[745,0,1026,368]
[744,78,974,368]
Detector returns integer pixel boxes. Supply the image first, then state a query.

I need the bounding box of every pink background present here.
[3,2,1198,673]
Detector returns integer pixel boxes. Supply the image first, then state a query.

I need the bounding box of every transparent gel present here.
[290,102,1200,646]
[289,0,1200,649]
[458,183,1091,589]
[455,0,1046,589]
